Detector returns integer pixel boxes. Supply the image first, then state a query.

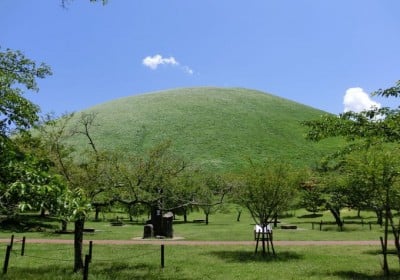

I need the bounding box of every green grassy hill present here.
[69,87,340,172]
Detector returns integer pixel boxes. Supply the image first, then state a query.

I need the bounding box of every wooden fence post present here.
[21,236,26,256]
[161,245,165,269]
[88,241,93,262]
[83,254,90,280]
[10,235,14,250]
[3,245,11,275]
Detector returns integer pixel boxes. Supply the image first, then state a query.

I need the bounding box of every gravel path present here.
[0,238,384,246]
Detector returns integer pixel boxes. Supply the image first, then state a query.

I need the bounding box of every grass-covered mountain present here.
[68,87,340,172]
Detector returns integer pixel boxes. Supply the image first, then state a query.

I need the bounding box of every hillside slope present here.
[70,87,339,172]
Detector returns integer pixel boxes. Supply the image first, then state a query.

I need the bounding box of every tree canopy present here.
[303,80,400,276]
[0,48,59,218]
[0,48,51,135]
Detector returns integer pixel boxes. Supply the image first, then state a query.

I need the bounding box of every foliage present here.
[0,136,66,217]
[299,178,325,214]
[234,160,302,225]
[0,48,62,218]
[0,47,51,135]
[303,80,400,275]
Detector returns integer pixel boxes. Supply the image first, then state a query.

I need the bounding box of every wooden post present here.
[83,254,90,280]
[269,232,276,256]
[88,241,93,262]
[255,232,260,254]
[261,231,266,256]
[3,245,11,275]
[10,235,14,250]
[21,236,26,256]
[161,245,165,269]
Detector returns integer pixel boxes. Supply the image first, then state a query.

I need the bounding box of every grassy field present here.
[2,208,400,279]
[63,87,343,172]
[0,208,387,241]
[2,244,400,280]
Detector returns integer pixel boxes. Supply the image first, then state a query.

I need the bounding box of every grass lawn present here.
[2,244,400,280]
[1,208,400,279]
[0,208,386,241]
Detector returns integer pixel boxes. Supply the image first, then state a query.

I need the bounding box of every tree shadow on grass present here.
[0,218,58,233]
[93,262,189,280]
[208,250,303,263]
[297,213,323,218]
[12,262,188,280]
[332,270,400,279]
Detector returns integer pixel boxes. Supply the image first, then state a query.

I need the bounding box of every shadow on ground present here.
[8,263,188,280]
[0,217,58,232]
[208,250,303,263]
[332,270,400,279]
[297,213,323,218]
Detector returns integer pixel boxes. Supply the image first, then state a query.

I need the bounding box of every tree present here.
[235,160,301,227]
[39,112,117,272]
[197,173,233,225]
[299,178,325,215]
[303,80,400,276]
[0,48,62,219]
[0,48,51,135]
[111,141,190,237]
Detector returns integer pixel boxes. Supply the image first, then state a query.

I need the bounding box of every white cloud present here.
[142,54,178,70]
[142,54,194,75]
[343,87,381,113]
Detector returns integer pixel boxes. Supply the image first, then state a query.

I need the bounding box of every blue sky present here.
[2,0,399,115]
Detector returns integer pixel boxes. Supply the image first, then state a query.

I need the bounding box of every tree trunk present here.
[387,208,400,267]
[61,220,68,232]
[73,218,85,272]
[94,206,100,221]
[183,208,187,223]
[236,210,242,222]
[375,209,383,226]
[329,207,343,227]
[205,212,209,225]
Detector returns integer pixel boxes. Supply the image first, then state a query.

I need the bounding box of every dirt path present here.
[0,238,385,246]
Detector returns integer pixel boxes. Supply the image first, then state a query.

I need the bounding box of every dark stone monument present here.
[162,212,174,238]
[143,223,154,239]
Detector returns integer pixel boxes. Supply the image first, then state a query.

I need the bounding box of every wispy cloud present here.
[343,87,381,113]
[142,54,194,75]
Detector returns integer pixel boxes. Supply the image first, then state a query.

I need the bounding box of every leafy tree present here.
[235,160,301,227]
[0,48,51,135]
[0,48,62,219]
[197,173,233,225]
[299,178,325,215]
[111,141,191,237]
[303,80,400,276]
[38,112,115,272]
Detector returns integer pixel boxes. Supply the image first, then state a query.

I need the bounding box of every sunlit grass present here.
[2,244,400,279]
[2,208,400,279]
[64,87,342,172]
